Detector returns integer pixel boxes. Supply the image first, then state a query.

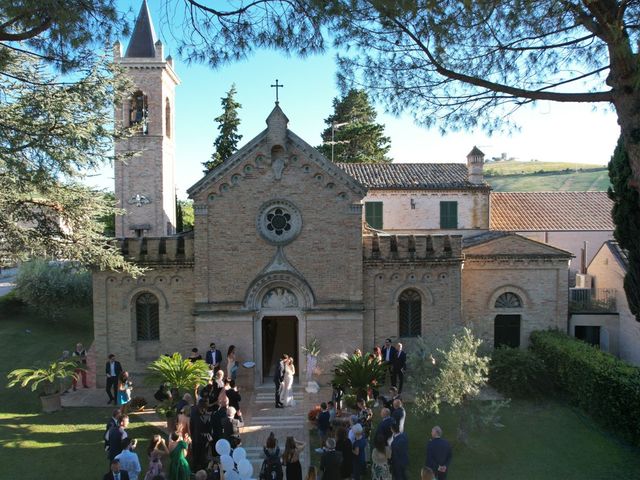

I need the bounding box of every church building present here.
[93,2,572,386]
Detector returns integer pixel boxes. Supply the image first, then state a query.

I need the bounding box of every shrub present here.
[14,259,92,319]
[332,354,387,400]
[530,330,640,445]
[489,347,551,398]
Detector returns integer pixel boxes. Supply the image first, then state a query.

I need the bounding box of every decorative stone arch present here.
[244,272,315,311]
[390,283,434,307]
[123,285,169,311]
[488,285,529,312]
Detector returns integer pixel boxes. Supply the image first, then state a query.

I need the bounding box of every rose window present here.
[266,208,292,236]
[257,200,302,245]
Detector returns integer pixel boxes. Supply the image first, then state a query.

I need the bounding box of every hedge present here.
[488,347,551,398]
[530,330,640,445]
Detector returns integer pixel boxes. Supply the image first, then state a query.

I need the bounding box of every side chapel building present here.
[93,2,572,386]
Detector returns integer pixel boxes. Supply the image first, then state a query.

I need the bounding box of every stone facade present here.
[96,7,574,386]
[362,189,490,235]
[113,39,179,237]
[586,242,640,365]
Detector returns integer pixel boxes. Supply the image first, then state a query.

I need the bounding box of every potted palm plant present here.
[146,353,209,430]
[332,354,387,401]
[7,360,81,412]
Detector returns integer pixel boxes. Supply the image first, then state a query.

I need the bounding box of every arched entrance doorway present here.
[262,316,298,380]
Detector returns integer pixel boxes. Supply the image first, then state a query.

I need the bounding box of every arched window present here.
[165,97,171,138]
[135,292,159,341]
[399,289,421,337]
[129,90,148,134]
[495,292,522,308]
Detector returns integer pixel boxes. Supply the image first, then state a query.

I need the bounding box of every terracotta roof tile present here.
[337,163,490,190]
[490,192,614,231]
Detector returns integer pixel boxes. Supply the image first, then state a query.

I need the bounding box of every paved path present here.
[0,267,17,297]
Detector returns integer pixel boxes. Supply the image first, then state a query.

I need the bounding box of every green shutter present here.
[365,201,383,229]
[440,201,458,229]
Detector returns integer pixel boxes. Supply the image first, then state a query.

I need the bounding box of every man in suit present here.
[381,338,397,386]
[391,398,406,433]
[319,438,342,480]
[205,342,223,372]
[107,415,129,461]
[392,342,407,393]
[375,407,395,444]
[105,354,123,404]
[273,354,287,408]
[390,422,409,480]
[105,409,121,450]
[425,426,452,480]
[190,399,211,471]
[103,459,130,480]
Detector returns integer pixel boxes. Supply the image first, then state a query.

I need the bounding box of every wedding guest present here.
[282,436,305,480]
[425,426,452,480]
[117,371,133,406]
[375,408,394,444]
[226,380,242,419]
[167,432,181,453]
[71,342,88,390]
[371,434,391,480]
[115,438,142,480]
[392,343,407,394]
[319,438,341,480]
[107,414,129,461]
[205,342,222,372]
[144,434,169,480]
[391,398,406,433]
[260,432,284,480]
[317,402,331,444]
[305,466,317,480]
[351,423,367,480]
[175,393,193,417]
[381,339,397,385]
[327,400,337,428]
[356,398,373,438]
[105,354,123,404]
[189,348,203,363]
[371,346,383,405]
[390,422,409,480]
[169,432,191,480]
[334,427,352,480]
[104,459,130,480]
[226,345,236,380]
[190,399,211,472]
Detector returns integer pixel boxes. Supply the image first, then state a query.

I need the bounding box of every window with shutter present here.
[135,293,159,341]
[365,201,383,229]
[398,289,421,337]
[439,201,458,229]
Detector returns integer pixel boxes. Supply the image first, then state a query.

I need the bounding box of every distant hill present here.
[485,160,611,192]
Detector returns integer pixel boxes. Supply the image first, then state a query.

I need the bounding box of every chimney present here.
[467,146,485,185]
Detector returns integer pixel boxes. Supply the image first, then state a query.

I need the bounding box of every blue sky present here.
[87,1,621,198]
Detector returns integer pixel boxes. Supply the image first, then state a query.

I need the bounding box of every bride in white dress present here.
[280,357,296,407]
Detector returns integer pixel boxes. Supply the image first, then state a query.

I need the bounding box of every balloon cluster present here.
[215,439,254,480]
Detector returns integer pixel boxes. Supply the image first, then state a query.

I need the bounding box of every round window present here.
[257,200,302,245]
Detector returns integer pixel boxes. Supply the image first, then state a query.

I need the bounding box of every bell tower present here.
[114,0,180,237]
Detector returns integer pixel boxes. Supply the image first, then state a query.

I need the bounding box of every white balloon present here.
[232,447,247,462]
[215,438,232,456]
[226,470,240,480]
[220,454,235,472]
[238,458,253,478]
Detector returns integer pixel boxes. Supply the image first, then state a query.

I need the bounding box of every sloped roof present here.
[125,0,157,58]
[337,163,490,190]
[490,192,614,231]
[603,240,629,271]
[463,231,572,257]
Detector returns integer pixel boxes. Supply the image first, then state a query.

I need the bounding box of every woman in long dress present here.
[226,345,236,381]
[280,357,295,407]
[169,438,191,480]
[371,433,392,480]
[282,436,305,480]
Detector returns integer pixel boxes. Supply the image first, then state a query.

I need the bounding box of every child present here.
[316,402,331,444]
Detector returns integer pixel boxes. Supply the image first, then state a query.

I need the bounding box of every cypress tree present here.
[203,84,243,172]
[317,89,391,163]
[608,137,640,321]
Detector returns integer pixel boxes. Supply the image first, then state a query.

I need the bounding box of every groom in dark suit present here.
[105,354,123,404]
[274,354,287,408]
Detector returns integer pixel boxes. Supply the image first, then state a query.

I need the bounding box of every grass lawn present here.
[311,400,640,480]
[488,169,611,192]
[0,301,160,480]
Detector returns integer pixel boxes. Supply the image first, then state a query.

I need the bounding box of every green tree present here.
[608,137,640,322]
[176,199,194,232]
[0,48,138,273]
[174,1,640,193]
[317,89,391,163]
[203,84,242,172]
[14,259,92,319]
[409,328,492,444]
